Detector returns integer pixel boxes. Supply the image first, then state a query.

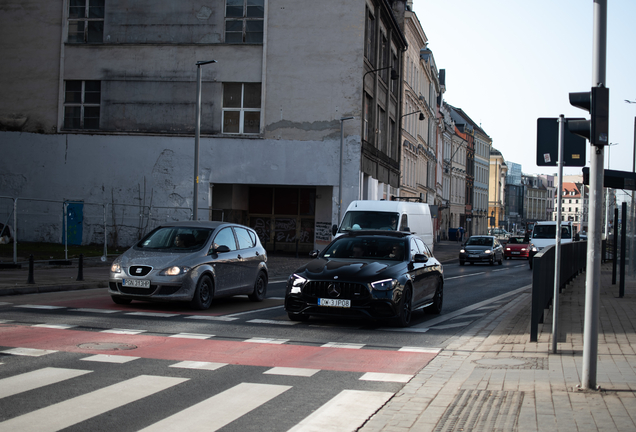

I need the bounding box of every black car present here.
[459,235,504,266]
[284,231,443,327]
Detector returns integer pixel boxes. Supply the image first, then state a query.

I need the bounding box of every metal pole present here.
[613,207,618,284]
[338,117,354,225]
[581,0,607,391]
[13,198,17,264]
[552,115,565,354]
[193,64,202,221]
[620,202,626,297]
[103,203,108,261]
[630,118,636,276]
[192,60,216,221]
[64,201,68,261]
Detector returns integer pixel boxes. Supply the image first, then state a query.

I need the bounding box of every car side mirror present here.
[401,226,411,232]
[309,249,320,258]
[212,245,231,254]
[332,224,338,236]
[413,253,428,263]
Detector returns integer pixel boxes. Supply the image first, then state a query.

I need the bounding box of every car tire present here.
[459,260,465,266]
[426,281,443,315]
[288,312,310,322]
[489,256,495,265]
[498,256,503,265]
[395,286,413,327]
[248,272,267,302]
[111,296,132,305]
[190,275,213,310]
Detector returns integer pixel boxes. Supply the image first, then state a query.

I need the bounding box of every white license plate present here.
[122,279,150,288]
[512,252,520,255]
[318,298,351,308]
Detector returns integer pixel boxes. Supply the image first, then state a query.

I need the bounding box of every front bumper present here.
[459,252,494,263]
[108,272,195,302]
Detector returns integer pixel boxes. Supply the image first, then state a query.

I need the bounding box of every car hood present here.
[293,258,404,282]
[119,248,196,269]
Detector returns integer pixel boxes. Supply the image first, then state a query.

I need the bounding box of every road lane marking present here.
[139,383,291,431]
[100,328,146,335]
[0,375,188,432]
[125,312,180,318]
[247,318,299,325]
[169,333,215,339]
[429,321,474,330]
[69,308,119,314]
[185,315,238,322]
[0,368,91,399]
[445,272,485,280]
[80,354,139,363]
[169,361,227,371]
[288,390,394,432]
[244,337,289,344]
[32,324,77,330]
[264,367,320,377]
[225,305,285,317]
[398,347,441,353]
[321,342,365,349]
[1,347,57,357]
[360,372,412,383]
[15,305,65,310]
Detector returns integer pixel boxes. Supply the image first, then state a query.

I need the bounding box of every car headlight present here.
[111,262,121,273]
[371,279,398,291]
[521,248,527,251]
[505,247,511,251]
[460,249,465,253]
[159,266,191,276]
[289,274,307,294]
[484,250,492,254]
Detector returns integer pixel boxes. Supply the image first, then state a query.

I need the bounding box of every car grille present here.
[303,281,370,301]
[128,265,152,277]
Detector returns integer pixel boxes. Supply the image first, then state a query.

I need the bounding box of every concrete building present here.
[538,174,556,222]
[0,0,409,252]
[489,148,507,229]
[523,174,548,224]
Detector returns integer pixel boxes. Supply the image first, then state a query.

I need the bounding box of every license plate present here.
[122,279,150,288]
[470,254,479,257]
[318,298,351,308]
[512,252,520,255]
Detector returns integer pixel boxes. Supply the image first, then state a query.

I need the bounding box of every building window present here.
[63,80,100,129]
[364,8,376,65]
[225,0,264,44]
[222,83,261,134]
[68,0,104,43]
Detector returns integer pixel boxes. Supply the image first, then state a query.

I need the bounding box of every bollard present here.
[76,253,84,281]
[27,254,35,284]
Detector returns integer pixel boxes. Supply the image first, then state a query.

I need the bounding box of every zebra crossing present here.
[0,350,405,432]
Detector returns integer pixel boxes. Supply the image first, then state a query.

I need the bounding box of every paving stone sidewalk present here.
[361,262,636,432]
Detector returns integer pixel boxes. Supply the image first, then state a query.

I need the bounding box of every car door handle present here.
[237,254,243,260]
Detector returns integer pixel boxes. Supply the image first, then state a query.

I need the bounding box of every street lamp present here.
[363,66,399,81]
[193,59,217,221]
[338,116,355,224]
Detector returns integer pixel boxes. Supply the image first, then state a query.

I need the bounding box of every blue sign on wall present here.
[64,201,84,245]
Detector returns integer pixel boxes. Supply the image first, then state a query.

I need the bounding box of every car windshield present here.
[532,225,572,239]
[136,227,214,251]
[321,237,407,261]
[339,211,400,231]
[507,237,525,244]
[466,237,493,247]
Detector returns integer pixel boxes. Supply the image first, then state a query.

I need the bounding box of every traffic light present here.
[568,86,609,145]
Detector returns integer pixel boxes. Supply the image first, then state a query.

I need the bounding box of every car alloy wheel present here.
[396,287,413,327]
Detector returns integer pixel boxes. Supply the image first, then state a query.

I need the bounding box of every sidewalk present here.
[0,240,462,295]
[362,262,636,432]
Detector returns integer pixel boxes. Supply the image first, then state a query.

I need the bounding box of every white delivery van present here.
[332,200,435,253]
[530,221,573,251]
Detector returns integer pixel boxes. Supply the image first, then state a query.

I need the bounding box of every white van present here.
[332,200,435,252]
[530,221,573,251]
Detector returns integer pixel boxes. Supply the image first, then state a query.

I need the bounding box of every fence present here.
[0,196,223,263]
[529,241,587,342]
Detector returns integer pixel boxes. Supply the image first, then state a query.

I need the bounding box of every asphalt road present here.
[0,259,532,431]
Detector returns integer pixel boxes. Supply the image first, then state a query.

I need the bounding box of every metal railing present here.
[530,241,587,342]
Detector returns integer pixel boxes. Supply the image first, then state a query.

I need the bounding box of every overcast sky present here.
[413,0,636,177]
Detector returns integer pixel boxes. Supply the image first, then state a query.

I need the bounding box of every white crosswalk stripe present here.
[0,375,188,432]
[138,383,291,432]
[0,367,91,399]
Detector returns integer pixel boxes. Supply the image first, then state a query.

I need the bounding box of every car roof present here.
[159,221,232,229]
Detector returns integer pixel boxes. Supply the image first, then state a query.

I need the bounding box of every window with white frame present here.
[225,0,264,44]
[63,80,100,129]
[222,83,261,134]
[68,0,104,43]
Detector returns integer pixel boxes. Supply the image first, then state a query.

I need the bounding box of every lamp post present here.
[604,142,618,239]
[193,60,217,221]
[338,116,355,224]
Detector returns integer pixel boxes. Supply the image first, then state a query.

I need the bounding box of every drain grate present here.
[434,389,524,432]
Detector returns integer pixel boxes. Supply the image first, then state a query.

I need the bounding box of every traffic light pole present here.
[581,0,607,391]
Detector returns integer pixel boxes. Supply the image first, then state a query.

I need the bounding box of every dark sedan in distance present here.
[459,235,504,266]
[284,230,443,327]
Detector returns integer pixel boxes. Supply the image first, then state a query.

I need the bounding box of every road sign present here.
[536,118,587,166]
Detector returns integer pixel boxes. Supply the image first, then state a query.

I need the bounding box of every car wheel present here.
[111,296,132,305]
[395,286,413,327]
[498,255,503,265]
[459,260,465,266]
[288,312,310,322]
[426,281,443,315]
[190,275,213,310]
[248,272,267,302]
[489,256,495,265]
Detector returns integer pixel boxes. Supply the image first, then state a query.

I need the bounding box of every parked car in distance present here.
[109,221,268,309]
[459,235,504,266]
[284,230,443,327]
[488,228,510,243]
[504,236,530,260]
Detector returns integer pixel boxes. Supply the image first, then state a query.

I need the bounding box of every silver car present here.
[108,221,268,309]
